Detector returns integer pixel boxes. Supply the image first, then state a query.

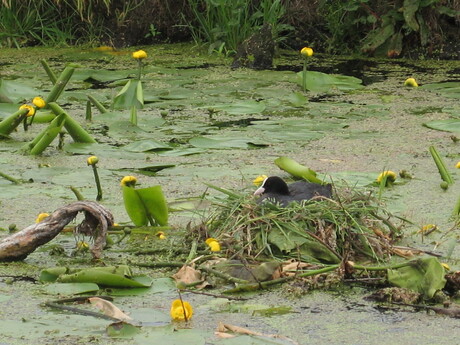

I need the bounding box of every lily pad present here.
[43,283,100,295]
[189,136,268,149]
[0,79,39,103]
[296,71,364,93]
[205,100,266,115]
[423,119,460,133]
[421,82,460,99]
[387,257,446,299]
[123,139,172,152]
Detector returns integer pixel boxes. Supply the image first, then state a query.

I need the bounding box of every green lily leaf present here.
[107,322,141,338]
[113,79,144,109]
[421,82,460,99]
[122,185,169,226]
[41,266,153,288]
[123,185,149,226]
[58,270,153,288]
[43,283,100,295]
[189,136,267,149]
[274,156,323,184]
[267,226,340,264]
[136,186,169,226]
[205,100,266,115]
[123,139,172,152]
[288,92,309,107]
[423,119,460,133]
[0,79,39,103]
[296,71,364,93]
[387,257,447,299]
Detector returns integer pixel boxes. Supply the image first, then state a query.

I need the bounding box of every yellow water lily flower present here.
[32,97,46,108]
[87,156,99,166]
[156,231,166,240]
[253,174,268,186]
[35,213,50,223]
[300,47,314,57]
[456,161,460,169]
[441,263,450,271]
[376,170,397,184]
[120,175,137,187]
[404,78,418,87]
[19,104,35,117]
[132,50,147,59]
[205,238,221,252]
[419,224,437,234]
[170,299,193,321]
[76,241,89,251]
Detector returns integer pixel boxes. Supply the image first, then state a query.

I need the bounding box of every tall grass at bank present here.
[0,0,130,47]
[187,0,292,55]
[0,0,73,47]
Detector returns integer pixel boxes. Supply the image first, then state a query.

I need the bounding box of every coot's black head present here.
[254,176,290,196]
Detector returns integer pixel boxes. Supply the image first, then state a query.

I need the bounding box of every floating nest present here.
[193,185,407,264]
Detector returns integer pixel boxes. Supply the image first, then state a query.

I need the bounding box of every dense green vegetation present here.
[0,0,459,57]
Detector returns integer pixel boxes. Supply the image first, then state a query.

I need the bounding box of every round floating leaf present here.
[189,136,267,149]
[387,258,447,298]
[423,119,460,133]
[296,71,364,93]
[421,82,460,99]
[123,139,172,152]
[0,79,39,103]
[206,100,266,115]
[107,322,141,338]
[43,283,100,295]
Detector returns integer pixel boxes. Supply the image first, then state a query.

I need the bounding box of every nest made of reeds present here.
[193,184,406,264]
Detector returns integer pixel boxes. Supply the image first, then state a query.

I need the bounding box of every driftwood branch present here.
[0,201,113,261]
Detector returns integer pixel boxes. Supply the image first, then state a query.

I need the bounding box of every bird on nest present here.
[254,176,332,206]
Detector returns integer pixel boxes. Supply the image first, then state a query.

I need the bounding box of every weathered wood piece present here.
[0,201,113,261]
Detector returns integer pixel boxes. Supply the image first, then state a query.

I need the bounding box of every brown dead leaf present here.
[88,297,132,321]
[172,265,202,284]
[282,260,313,274]
[214,331,236,339]
[391,247,416,258]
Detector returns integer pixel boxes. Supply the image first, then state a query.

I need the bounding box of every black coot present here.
[254,176,332,206]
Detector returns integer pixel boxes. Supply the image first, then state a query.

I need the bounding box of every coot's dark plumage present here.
[254,176,332,206]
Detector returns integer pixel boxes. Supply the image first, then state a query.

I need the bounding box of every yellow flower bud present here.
[76,241,89,250]
[132,50,147,59]
[120,175,137,187]
[156,231,166,240]
[170,299,193,321]
[441,263,450,271]
[404,78,418,87]
[35,213,50,223]
[300,47,314,57]
[253,174,268,186]
[420,224,437,233]
[19,104,35,117]
[32,97,46,108]
[456,161,460,169]
[376,170,397,184]
[87,156,99,166]
[205,238,221,252]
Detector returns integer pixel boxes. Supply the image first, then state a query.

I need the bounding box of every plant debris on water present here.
[197,184,403,264]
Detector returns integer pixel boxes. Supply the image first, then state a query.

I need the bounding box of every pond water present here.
[0,44,459,344]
